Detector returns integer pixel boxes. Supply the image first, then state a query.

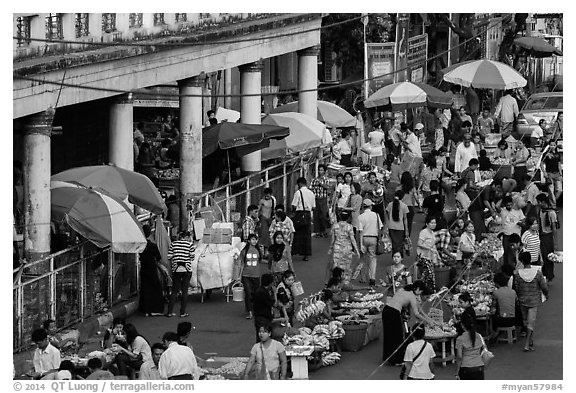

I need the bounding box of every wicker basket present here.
[341,323,369,352]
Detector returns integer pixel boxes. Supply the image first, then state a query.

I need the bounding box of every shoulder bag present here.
[292,190,309,228]
[479,335,495,367]
[399,341,427,379]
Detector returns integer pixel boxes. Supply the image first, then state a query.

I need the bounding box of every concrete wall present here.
[13,14,322,119]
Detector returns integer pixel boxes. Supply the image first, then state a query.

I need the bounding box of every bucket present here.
[291,281,305,297]
[231,281,244,302]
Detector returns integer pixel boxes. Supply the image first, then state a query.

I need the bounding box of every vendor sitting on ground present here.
[330,267,372,292]
[30,328,61,379]
[491,272,518,338]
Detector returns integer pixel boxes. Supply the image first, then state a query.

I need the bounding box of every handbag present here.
[479,335,495,367]
[292,190,309,227]
[399,341,427,379]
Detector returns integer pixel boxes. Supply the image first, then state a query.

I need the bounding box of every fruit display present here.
[476,179,493,188]
[321,351,341,367]
[448,280,495,317]
[352,292,384,302]
[492,157,511,166]
[548,252,563,263]
[479,170,494,180]
[340,300,384,310]
[155,168,180,179]
[425,323,457,338]
[295,297,327,323]
[476,233,503,258]
[201,358,248,379]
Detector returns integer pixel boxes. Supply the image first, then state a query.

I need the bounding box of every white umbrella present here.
[442,59,527,90]
[51,181,146,253]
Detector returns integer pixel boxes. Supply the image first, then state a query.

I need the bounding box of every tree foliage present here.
[321,13,396,78]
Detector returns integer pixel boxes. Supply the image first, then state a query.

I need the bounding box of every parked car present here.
[515,92,563,139]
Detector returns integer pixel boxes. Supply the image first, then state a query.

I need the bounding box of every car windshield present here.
[524,96,563,111]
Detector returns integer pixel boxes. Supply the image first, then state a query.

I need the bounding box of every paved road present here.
[127,210,563,380]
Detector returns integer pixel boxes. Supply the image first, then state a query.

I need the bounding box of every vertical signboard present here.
[407,34,428,83]
[365,42,396,97]
[395,13,410,82]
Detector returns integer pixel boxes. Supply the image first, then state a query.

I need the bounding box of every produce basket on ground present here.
[341,323,369,352]
[434,266,451,291]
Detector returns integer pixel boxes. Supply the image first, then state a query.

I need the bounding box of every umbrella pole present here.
[227,150,232,185]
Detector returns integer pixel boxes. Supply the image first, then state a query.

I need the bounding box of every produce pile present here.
[154,168,180,179]
[295,297,327,323]
[448,279,496,316]
[548,252,563,264]
[283,322,345,369]
[340,300,384,309]
[475,233,503,258]
[200,358,248,379]
[424,322,458,339]
[492,157,511,166]
[479,170,495,180]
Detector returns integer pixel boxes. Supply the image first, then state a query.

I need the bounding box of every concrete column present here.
[239,61,263,174]
[61,13,76,42]
[224,68,233,109]
[88,13,102,40]
[23,107,55,262]
[142,13,154,29]
[30,14,47,53]
[109,94,134,170]
[178,76,204,231]
[298,46,320,119]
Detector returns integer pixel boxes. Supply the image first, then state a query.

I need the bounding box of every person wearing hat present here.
[402,122,422,158]
[358,199,384,287]
[454,133,478,175]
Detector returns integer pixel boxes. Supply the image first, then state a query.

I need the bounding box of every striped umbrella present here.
[442,59,527,90]
[51,181,146,253]
[364,81,453,110]
[260,113,327,160]
[271,100,356,128]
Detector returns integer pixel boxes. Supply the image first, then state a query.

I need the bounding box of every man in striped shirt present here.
[167,231,195,318]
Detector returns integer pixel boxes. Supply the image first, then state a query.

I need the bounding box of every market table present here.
[425,335,457,367]
[285,346,315,380]
[476,313,494,341]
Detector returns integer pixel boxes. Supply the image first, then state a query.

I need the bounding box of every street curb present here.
[13,298,139,377]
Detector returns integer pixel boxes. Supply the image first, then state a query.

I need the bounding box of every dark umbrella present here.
[514,36,563,57]
[202,122,289,158]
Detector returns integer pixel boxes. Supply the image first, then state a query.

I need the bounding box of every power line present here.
[13,14,365,48]
[13,15,511,99]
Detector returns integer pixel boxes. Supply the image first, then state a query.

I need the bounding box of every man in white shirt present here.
[500,195,525,267]
[403,123,422,158]
[31,328,61,379]
[358,199,383,287]
[158,332,200,380]
[291,177,316,261]
[140,343,166,380]
[494,90,519,137]
[454,134,478,174]
[402,325,436,380]
[388,123,404,157]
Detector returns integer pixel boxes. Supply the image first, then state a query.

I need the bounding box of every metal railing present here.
[12,147,330,352]
[13,242,139,352]
[197,148,331,226]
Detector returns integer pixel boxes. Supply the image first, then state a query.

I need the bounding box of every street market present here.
[12,12,563,382]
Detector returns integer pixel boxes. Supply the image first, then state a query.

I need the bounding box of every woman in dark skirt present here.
[382,281,440,365]
[537,194,559,282]
[138,225,165,316]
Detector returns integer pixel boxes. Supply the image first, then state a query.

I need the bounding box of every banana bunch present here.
[312,324,331,336]
[299,327,313,336]
[295,300,326,322]
[359,293,384,302]
[321,352,341,367]
[310,335,330,350]
[327,321,345,339]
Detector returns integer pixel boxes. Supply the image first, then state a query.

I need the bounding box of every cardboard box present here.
[202,227,233,244]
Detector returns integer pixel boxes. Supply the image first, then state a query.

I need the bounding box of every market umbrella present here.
[441,59,527,90]
[513,36,563,57]
[270,100,356,128]
[50,181,146,253]
[260,113,327,160]
[364,81,453,110]
[202,122,290,158]
[52,165,166,215]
